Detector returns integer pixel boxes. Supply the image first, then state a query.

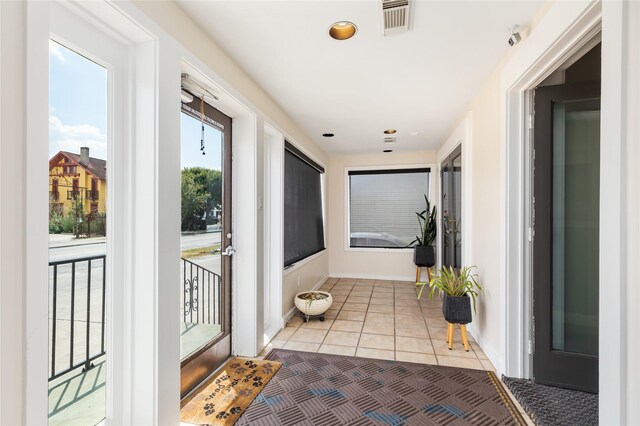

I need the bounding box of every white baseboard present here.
[282,275,329,326]
[467,323,504,375]
[329,272,415,281]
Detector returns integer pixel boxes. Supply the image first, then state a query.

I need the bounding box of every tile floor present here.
[263,277,493,369]
[259,277,534,425]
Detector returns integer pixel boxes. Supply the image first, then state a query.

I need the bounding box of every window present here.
[284,141,325,267]
[349,168,430,248]
[63,165,77,174]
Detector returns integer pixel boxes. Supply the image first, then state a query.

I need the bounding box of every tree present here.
[181,167,221,230]
[181,170,210,231]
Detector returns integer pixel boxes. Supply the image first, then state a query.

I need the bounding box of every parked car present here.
[349,232,408,248]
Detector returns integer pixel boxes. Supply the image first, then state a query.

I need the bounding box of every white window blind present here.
[349,168,430,248]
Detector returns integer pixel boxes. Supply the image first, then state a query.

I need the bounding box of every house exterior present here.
[48,147,106,216]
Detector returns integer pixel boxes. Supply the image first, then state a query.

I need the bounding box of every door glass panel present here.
[441,163,451,267]
[551,100,600,355]
[48,40,108,425]
[453,154,462,268]
[180,112,224,359]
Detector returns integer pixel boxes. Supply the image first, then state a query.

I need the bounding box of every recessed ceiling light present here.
[322,133,335,137]
[329,21,357,40]
[383,149,393,153]
[384,129,397,134]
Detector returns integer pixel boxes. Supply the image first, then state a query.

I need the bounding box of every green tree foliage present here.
[181,167,222,231]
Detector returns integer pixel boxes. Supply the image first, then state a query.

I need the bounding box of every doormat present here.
[236,349,527,425]
[502,376,597,426]
[180,357,282,426]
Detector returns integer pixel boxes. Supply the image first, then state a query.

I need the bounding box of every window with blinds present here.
[284,141,325,267]
[349,168,430,248]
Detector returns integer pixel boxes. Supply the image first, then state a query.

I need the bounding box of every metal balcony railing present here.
[182,258,221,326]
[49,255,106,381]
[86,190,99,201]
[66,189,81,200]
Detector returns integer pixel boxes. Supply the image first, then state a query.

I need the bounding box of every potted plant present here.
[295,291,333,322]
[411,194,437,267]
[421,266,482,324]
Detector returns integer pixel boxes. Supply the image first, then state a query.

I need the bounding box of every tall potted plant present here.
[421,266,482,324]
[411,194,437,268]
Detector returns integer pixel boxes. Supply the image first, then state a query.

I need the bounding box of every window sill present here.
[283,249,326,275]
[344,247,414,254]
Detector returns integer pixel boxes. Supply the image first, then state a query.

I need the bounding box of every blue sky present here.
[49,41,107,160]
[181,113,222,170]
[49,40,221,170]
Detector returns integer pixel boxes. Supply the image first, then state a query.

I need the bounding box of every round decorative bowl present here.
[295,291,333,317]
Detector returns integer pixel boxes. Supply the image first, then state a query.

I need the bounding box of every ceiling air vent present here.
[384,137,396,144]
[381,0,412,36]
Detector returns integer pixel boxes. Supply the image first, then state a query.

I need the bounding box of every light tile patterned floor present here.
[263,278,491,369]
[259,277,534,425]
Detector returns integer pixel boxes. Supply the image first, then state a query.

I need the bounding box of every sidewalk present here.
[49,234,106,248]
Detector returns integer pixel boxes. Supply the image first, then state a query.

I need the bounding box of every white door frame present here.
[502,0,640,423]
[25,1,159,424]
[501,0,601,380]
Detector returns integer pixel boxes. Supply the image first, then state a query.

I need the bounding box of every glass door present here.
[441,145,462,269]
[533,80,600,393]
[179,92,233,397]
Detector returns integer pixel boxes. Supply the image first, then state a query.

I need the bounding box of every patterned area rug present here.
[237,349,526,425]
[502,376,598,426]
[181,357,282,425]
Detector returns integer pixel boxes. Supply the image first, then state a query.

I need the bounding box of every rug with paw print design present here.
[180,357,282,425]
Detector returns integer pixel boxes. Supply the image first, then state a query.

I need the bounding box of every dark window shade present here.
[284,147,325,267]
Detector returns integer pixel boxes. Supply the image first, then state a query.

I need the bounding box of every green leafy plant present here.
[419,266,483,313]
[411,194,437,246]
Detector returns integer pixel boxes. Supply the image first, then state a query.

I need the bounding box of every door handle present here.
[221,246,235,256]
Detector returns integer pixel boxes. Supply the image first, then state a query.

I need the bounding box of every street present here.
[48,232,222,262]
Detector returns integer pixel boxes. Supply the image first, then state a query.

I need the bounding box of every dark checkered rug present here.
[236,349,526,425]
[502,376,597,426]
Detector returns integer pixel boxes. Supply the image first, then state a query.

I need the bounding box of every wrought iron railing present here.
[86,190,99,201]
[49,255,106,381]
[182,258,221,326]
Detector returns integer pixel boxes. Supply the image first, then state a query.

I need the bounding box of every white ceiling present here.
[177,0,543,155]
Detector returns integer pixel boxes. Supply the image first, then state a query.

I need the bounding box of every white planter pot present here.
[295,291,333,317]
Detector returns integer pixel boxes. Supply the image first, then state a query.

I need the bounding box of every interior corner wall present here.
[327,151,437,281]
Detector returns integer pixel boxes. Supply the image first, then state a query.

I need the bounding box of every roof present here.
[49,151,107,180]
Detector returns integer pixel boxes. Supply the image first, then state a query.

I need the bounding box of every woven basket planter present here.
[295,291,333,317]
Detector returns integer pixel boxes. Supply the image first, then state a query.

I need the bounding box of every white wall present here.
[327,151,436,281]
[283,253,329,318]
[0,2,26,424]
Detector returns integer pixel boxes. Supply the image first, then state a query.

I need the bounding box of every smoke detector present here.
[380,0,412,36]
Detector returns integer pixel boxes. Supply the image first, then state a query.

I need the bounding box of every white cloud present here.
[49,40,67,64]
[49,115,107,160]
